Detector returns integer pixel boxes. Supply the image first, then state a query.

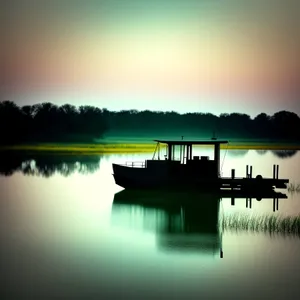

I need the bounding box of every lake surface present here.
[1,148,300,299]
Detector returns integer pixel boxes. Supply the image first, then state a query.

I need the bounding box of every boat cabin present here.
[148,139,229,178]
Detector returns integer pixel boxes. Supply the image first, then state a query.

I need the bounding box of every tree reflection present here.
[227,150,249,157]
[256,150,268,155]
[0,154,24,176]
[0,154,101,177]
[271,150,297,159]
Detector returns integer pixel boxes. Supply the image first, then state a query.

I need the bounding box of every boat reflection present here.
[156,199,221,256]
[112,191,222,257]
[111,189,288,257]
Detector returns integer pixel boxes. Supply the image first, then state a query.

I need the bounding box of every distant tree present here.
[77,105,107,140]
[253,113,271,139]
[270,111,300,140]
[58,104,79,136]
[0,101,24,144]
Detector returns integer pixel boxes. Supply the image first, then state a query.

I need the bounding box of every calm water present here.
[1,149,300,299]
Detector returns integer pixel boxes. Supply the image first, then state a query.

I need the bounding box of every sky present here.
[2,0,300,117]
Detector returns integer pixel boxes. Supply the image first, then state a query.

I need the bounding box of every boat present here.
[112,139,289,191]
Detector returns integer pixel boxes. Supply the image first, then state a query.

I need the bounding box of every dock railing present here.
[123,161,146,168]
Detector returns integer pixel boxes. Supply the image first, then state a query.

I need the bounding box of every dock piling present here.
[246,165,253,178]
[246,198,252,208]
[231,169,235,191]
[231,197,235,206]
[231,169,235,179]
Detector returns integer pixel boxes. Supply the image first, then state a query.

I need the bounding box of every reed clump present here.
[287,182,300,193]
[221,213,300,236]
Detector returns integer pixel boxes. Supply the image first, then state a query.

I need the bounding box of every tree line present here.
[0,101,107,144]
[1,100,300,144]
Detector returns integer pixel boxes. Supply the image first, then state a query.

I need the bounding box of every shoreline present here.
[1,142,300,154]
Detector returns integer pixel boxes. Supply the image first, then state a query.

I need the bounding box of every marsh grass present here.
[221,213,300,236]
[224,144,300,150]
[1,141,299,153]
[287,182,300,193]
[0,143,160,154]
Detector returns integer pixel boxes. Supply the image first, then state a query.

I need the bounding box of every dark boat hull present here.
[112,163,288,192]
[112,163,220,190]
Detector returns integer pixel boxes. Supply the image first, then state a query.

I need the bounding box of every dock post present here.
[231,169,235,191]
[246,165,249,178]
[246,198,252,208]
[220,249,223,258]
[273,164,276,179]
[276,198,279,211]
[231,197,235,206]
[273,198,276,212]
[276,165,279,180]
[231,169,235,179]
[250,166,253,178]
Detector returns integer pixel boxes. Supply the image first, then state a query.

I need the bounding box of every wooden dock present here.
[219,164,288,191]
[219,177,288,189]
